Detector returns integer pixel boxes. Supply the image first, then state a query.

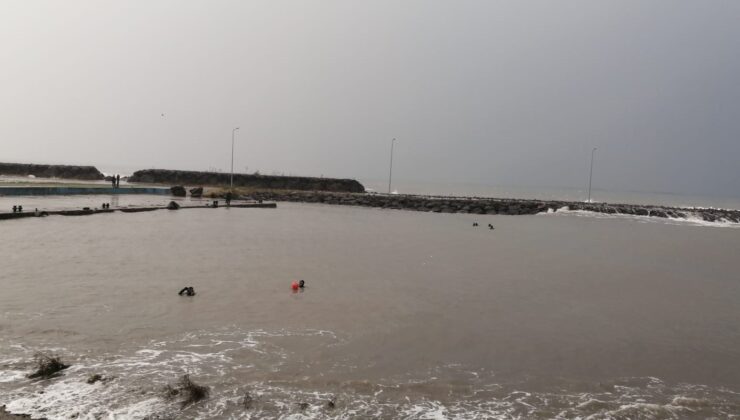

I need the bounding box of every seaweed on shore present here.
[27,352,69,379]
[164,375,210,408]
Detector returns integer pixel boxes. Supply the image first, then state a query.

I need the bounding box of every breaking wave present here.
[1,329,739,419]
[545,206,740,228]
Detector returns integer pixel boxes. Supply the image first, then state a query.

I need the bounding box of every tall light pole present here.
[230,127,240,189]
[587,147,597,203]
[388,138,396,194]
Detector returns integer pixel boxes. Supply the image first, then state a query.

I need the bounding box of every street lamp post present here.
[230,127,240,189]
[388,138,396,194]
[587,147,597,203]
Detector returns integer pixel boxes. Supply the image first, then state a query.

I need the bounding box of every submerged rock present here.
[164,375,209,408]
[27,352,69,379]
[86,374,103,384]
[170,186,186,197]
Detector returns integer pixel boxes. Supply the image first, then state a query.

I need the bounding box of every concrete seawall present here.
[0,187,170,196]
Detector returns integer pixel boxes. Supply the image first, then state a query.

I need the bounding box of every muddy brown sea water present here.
[1,200,739,418]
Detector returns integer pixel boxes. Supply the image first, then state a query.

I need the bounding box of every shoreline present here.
[1,179,738,224]
[1,186,738,225]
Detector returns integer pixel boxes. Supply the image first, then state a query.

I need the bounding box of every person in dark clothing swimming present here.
[178,287,196,296]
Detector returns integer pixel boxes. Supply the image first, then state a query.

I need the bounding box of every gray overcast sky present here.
[1,1,739,196]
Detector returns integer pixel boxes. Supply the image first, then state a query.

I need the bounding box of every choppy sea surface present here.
[1,198,739,419]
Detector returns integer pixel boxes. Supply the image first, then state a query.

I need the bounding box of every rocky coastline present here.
[0,163,104,180]
[129,169,365,193]
[235,190,740,224]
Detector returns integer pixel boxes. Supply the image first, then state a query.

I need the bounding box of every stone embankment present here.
[239,191,740,224]
[129,169,365,193]
[0,163,104,180]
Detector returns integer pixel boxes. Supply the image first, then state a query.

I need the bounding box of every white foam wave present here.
[0,328,341,419]
[546,207,740,228]
[2,330,738,419]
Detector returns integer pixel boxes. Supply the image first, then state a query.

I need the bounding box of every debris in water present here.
[164,375,210,408]
[27,352,70,379]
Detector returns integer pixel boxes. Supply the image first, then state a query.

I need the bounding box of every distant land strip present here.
[0,162,104,180]
[129,169,365,193]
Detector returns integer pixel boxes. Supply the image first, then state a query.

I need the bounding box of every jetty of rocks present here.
[238,191,740,224]
[0,163,104,180]
[129,169,364,193]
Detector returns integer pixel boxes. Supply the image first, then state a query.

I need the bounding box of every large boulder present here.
[171,186,186,197]
[651,210,668,218]
[190,187,203,198]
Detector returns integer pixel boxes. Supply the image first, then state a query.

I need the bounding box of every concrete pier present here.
[0,202,277,220]
[0,186,170,196]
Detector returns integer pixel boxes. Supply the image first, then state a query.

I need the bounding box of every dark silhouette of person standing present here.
[116,174,120,188]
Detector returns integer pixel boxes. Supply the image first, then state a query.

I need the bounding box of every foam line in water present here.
[546,207,740,228]
[2,329,739,419]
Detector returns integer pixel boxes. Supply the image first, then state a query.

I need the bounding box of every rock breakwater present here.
[240,191,740,224]
[129,169,364,193]
[0,163,104,180]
